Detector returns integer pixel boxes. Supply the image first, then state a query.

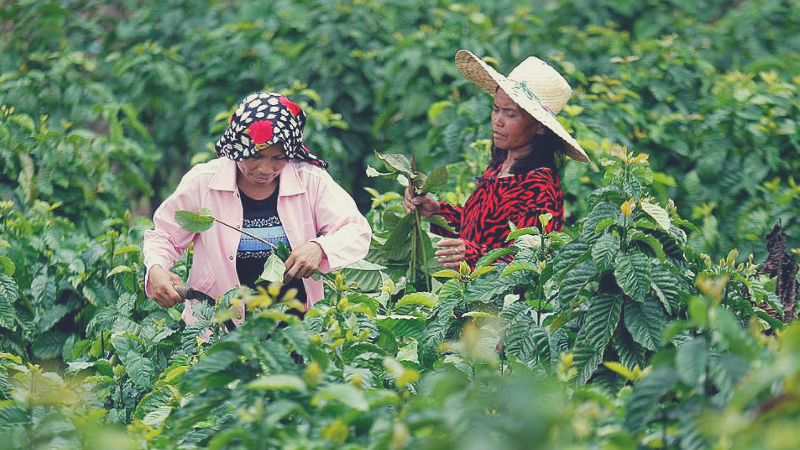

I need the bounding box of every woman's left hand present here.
[284,241,325,283]
[435,239,466,269]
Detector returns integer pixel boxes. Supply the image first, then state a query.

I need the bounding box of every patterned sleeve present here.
[510,169,564,233]
[428,201,461,238]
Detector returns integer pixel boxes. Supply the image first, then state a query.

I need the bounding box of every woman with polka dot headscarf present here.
[143,92,371,325]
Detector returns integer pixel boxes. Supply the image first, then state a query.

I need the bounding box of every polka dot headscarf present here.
[214,92,328,168]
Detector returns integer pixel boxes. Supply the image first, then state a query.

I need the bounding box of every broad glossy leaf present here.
[0,274,19,330]
[260,254,285,284]
[573,342,605,385]
[614,251,651,303]
[31,331,67,360]
[557,260,597,306]
[623,297,666,351]
[375,152,413,175]
[581,292,624,351]
[640,200,672,230]
[174,209,215,233]
[421,164,448,193]
[676,336,709,386]
[313,383,369,411]
[628,231,666,261]
[396,292,438,309]
[591,233,618,273]
[625,368,678,433]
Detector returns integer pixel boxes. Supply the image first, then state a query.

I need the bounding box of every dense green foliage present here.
[1,0,800,448]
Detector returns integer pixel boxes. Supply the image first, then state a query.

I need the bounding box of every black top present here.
[236,188,307,304]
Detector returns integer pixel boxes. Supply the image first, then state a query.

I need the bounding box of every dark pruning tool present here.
[174,284,238,331]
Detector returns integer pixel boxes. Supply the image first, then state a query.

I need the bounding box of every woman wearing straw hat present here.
[144,92,371,325]
[404,49,590,269]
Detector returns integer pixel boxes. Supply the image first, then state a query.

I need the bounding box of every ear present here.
[534,122,546,135]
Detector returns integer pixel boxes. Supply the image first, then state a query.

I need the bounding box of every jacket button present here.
[229,256,234,260]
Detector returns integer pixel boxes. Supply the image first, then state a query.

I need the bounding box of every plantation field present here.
[1,0,800,449]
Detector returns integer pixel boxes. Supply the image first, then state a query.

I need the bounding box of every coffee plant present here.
[1,0,799,448]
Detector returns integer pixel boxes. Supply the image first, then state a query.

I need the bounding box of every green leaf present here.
[365,165,395,178]
[432,269,459,278]
[475,247,514,269]
[553,240,591,280]
[375,152,413,175]
[421,165,448,193]
[501,259,538,276]
[557,261,597,306]
[260,254,286,284]
[581,292,624,351]
[625,368,678,433]
[573,342,605,386]
[382,213,414,260]
[591,233,618,273]
[174,209,215,233]
[623,298,666,351]
[31,331,68,360]
[396,292,438,309]
[640,200,671,230]
[676,336,709,386]
[0,256,15,276]
[0,274,19,330]
[124,352,157,389]
[628,231,666,261]
[246,374,307,392]
[35,304,70,334]
[613,328,649,370]
[313,383,369,411]
[614,251,651,303]
[506,227,540,241]
[425,215,456,234]
[650,266,681,315]
[113,245,141,256]
[107,265,134,278]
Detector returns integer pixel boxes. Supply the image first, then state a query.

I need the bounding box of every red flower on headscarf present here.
[248,120,274,144]
[279,96,302,116]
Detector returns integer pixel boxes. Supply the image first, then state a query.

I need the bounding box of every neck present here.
[504,143,534,165]
[237,176,279,201]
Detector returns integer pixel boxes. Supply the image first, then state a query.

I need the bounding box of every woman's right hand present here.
[148,265,185,308]
[402,189,440,217]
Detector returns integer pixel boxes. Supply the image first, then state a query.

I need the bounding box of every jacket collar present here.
[207,158,305,196]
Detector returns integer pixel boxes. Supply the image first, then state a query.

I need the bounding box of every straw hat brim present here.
[455,50,590,163]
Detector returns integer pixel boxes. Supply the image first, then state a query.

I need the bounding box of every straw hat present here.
[455,49,590,163]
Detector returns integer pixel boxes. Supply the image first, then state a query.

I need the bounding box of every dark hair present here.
[489,127,566,174]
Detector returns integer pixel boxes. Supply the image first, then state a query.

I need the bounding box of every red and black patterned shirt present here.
[431,161,564,267]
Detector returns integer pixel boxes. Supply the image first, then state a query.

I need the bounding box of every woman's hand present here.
[148,265,185,308]
[284,241,325,283]
[403,189,440,217]
[435,239,466,269]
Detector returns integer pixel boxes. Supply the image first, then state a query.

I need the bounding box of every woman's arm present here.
[306,170,372,272]
[142,175,201,298]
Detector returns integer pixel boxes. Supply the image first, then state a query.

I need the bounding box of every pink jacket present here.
[143,158,371,325]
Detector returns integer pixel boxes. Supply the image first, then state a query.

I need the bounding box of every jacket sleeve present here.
[428,201,461,238]
[308,171,372,272]
[142,173,201,297]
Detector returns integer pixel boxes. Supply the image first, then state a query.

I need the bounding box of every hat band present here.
[510,81,557,118]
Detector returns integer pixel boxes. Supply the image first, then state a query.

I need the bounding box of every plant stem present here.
[214,218,277,249]
[414,209,431,291]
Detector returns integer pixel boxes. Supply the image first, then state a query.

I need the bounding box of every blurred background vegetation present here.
[2,1,800,448]
[2,0,799,259]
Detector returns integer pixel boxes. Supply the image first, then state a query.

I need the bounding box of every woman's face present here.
[491,88,544,152]
[236,143,288,191]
